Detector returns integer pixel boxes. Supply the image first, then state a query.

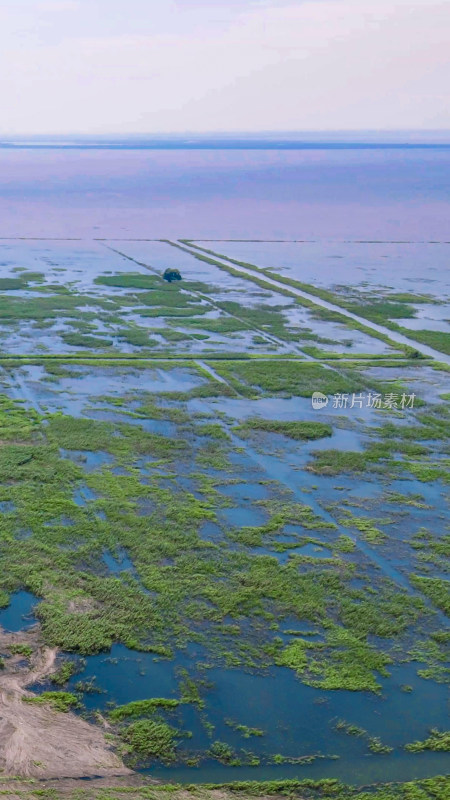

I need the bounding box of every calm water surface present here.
[0,146,449,239]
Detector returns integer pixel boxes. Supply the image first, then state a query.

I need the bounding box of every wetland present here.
[0,237,448,796]
[0,145,448,799]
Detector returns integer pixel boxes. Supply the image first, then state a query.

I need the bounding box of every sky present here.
[0,0,449,134]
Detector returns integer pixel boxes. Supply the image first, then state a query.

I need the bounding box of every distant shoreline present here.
[1,133,450,151]
[2,143,450,150]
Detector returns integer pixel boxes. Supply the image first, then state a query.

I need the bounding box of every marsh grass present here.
[409,576,450,615]
[109,699,180,721]
[405,729,450,752]
[61,333,114,349]
[235,419,332,441]
[0,354,447,774]
[23,691,80,712]
[210,361,362,398]
[121,718,185,762]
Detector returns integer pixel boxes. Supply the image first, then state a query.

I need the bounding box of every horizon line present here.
[1,130,450,150]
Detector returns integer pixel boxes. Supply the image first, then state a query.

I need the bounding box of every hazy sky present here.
[1,0,449,134]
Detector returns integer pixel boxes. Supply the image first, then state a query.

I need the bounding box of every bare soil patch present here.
[0,626,130,780]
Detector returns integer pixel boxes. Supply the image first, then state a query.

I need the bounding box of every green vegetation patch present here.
[0,293,111,322]
[46,414,184,460]
[338,591,426,639]
[0,277,29,290]
[180,316,248,334]
[334,720,366,737]
[196,423,230,439]
[121,718,184,762]
[225,719,265,738]
[211,361,363,398]
[110,698,180,721]
[116,328,157,347]
[307,436,429,476]
[228,501,338,549]
[50,660,80,685]
[339,512,388,545]
[405,729,450,752]
[333,536,356,553]
[409,576,450,615]
[61,333,114,349]
[397,328,450,356]
[346,301,418,322]
[235,419,332,441]
[334,721,392,753]
[139,290,200,309]
[9,643,33,658]
[194,776,450,799]
[276,625,392,692]
[95,273,163,290]
[141,305,207,318]
[368,737,394,754]
[23,691,80,712]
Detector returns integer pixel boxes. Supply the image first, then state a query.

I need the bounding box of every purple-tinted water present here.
[0,147,449,239]
[200,240,450,298]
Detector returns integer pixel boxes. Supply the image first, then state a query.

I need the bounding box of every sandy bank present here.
[0,626,130,780]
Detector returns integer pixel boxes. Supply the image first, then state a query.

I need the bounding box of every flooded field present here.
[184,240,450,361]
[192,241,450,299]
[0,238,448,786]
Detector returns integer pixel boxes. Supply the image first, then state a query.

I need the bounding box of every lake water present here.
[0,143,449,240]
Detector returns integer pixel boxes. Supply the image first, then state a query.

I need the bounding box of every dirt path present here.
[0,628,130,780]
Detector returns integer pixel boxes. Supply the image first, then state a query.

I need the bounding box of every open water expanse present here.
[0,140,449,239]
